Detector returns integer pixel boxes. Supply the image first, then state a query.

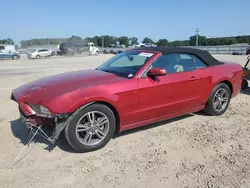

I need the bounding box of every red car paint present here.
[12,50,243,133]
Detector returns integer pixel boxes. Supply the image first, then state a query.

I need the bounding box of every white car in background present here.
[144,43,157,47]
[27,49,52,59]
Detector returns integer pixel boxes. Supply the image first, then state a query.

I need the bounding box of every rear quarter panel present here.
[197,63,243,104]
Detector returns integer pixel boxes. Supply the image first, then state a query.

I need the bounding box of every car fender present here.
[214,76,232,86]
[211,73,233,88]
[45,87,120,115]
[68,96,120,114]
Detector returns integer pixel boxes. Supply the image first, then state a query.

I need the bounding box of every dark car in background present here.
[232,51,242,55]
[246,48,250,55]
[0,50,20,60]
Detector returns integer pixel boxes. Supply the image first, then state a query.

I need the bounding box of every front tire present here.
[36,55,41,59]
[64,104,116,152]
[204,83,231,116]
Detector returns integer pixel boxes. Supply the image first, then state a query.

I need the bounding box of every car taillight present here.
[19,102,36,116]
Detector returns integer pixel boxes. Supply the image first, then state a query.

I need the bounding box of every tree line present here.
[1,35,250,48]
[0,38,14,45]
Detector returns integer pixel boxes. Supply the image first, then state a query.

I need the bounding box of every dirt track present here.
[0,54,250,188]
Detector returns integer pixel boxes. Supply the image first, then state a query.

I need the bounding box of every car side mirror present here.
[147,68,167,77]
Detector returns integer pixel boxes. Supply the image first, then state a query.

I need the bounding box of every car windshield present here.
[0,50,9,53]
[96,51,155,78]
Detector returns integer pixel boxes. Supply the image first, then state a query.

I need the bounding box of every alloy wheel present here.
[75,111,109,146]
[213,88,229,112]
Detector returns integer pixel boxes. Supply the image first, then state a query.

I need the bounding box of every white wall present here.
[0,44,16,52]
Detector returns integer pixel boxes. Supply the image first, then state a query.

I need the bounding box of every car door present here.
[39,49,47,57]
[0,50,11,58]
[43,49,50,56]
[190,55,214,105]
[37,49,44,57]
[138,53,202,120]
[0,50,4,58]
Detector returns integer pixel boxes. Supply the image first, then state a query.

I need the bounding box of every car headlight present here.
[40,105,51,115]
[29,104,53,117]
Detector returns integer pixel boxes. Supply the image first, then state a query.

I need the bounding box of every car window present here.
[110,54,148,68]
[38,49,47,52]
[148,53,195,74]
[193,56,207,69]
[0,50,9,53]
[96,51,154,78]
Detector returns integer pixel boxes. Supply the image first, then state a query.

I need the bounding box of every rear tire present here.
[12,55,18,60]
[64,104,116,152]
[242,79,248,89]
[204,83,231,116]
[36,55,41,59]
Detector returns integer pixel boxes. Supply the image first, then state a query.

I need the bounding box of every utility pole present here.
[102,37,104,49]
[196,28,199,47]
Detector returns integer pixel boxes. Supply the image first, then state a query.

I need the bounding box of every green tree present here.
[189,35,207,46]
[85,36,101,46]
[156,39,168,46]
[118,36,129,47]
[103,35,118,47]
[129,37,138,45]
[20,38,67,48]
[86,35,118,47]
[142,37,155,44]
[169,40,184,47]
[67,35,86,45]
[0,38,14,44]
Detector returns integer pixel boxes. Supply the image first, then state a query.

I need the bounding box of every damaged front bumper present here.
[11,90,71,145]
[19,109,70,145]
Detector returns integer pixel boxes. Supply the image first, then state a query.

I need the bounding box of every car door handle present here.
[189,76,199,81]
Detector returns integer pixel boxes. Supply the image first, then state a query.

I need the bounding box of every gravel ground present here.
[0,54,249,188]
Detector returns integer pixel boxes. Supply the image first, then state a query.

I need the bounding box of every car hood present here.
[12,69,121,103]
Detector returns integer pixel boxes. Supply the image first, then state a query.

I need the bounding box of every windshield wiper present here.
[97,69,117,75]
[98,69,128,78]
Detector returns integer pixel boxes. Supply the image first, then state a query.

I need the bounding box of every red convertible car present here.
[11,47,243,152]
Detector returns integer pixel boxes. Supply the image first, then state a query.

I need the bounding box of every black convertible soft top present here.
[132,46,224,66]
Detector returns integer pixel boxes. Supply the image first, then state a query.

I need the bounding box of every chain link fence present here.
[181,45,250,54]
[18,44,250,55]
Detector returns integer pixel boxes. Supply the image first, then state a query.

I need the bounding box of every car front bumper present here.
[18,110,71,144]
[11,90,71,145]
[27,54,36,59]
[19,109,57,142]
